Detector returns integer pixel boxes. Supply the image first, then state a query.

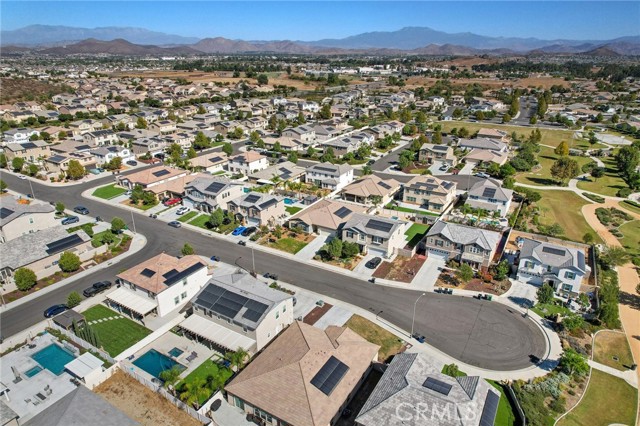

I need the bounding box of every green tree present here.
[0,180,6,192]
[14,267,37,291]
[66,159,86,180]
[326,238,343,260]
[111,217,126,233]
[130,184,144,204]
[306,146,316,158]
[159,365,183,389]
[25,163,38,177]
[319,104,331,119]
[287,151,298,163]
[135,117,148,129]
[582,232,595,244]
[362,165,372,175]
[341,241,360,259]
[554,141,570,157]
[181,243,195,256]
[11,157,24,172]
[208,208,224,228]
[179,377,209,409]
[458,127,469,138]
[222,142,233,156]
[536,283,555,304]
[142,191,157,205]
[67,291,82,308]
[249,131,260,143]
[193,131,211,150]
[187,147,197,159]
[225,348,249,372]
[257,74,269,85]
[456,263,474,283]
[494,259,510,280]
[590,167,605,180]
[432,131,442,144]
[59,251,81,272]
[398,154,411,170]
[600,246,629,267]
[562,314,584,332]
[442,363,462,378]
[550,157,580,185]
[502,113,512,123]
[452,108,463,119]
[232,127,244,139]
[0,153,7,168]
[615,146,640,188]
[559,348,589,376]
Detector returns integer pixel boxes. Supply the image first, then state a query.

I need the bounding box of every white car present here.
[17,175,26,180]
[176,206,190,215]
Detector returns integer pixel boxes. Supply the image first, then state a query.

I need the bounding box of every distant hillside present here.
[41,38,200,55]
[191,37,259,53]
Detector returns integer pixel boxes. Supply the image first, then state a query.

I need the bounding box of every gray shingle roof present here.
[427,220,501,251]
[0,197,54,227]
[519,238,587,272]
[468,179,513,202]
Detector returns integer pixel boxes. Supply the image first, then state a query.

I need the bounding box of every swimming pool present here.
[25,366,43,378]
[284,197,297,205]
[31,344,76,375]
[133,349,185,380]
[168,347,184,358]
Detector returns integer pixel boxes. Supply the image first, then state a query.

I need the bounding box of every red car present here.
[163,197,182,207]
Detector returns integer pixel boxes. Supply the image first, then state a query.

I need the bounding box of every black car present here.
[126,160,138,166]
[365,257,382,269]
[238,240,247,246]
[73,206,89,215]
[83,281,112,297]
[241,226,257,237]
[61,215,80,225]
[366,159,375,166]
[44,304,68,318]
[264,272,278,280]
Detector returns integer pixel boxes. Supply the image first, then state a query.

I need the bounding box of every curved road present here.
[0,172,546,370]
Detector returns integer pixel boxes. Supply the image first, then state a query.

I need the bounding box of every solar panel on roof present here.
[48,155,67,163]
[152,169,171,177]
[542,246,566,256]
[311,356,349,396]
[479,390,500,426]
[45,234,84,255]
[141,268,156,278]
[259,199,278,210]
[245,299,269,314]
[242,309,263,322]
[245,194,261,203]
[208,156,223,163]
[422,377,453,395]
[205,182,226,194]
[313,166,336,173]
[334,206,352,219]
[209,304,239,319]
[378,181,392,190]
[0,207,14,219]
[164,263,205,286]
[367,219,393,233]
[481,187,497,198]
[21,142,37,149]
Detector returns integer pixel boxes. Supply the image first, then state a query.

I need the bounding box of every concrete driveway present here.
[458,162,475,175]
[313,305,353,330]
[296,233,330,261]
[506,279,539,309]
[429,161,448,176]
[413,255,446,292]
[353,253,379,278]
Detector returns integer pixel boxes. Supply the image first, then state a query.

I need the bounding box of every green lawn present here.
[178,211,198,222]
[620,200,640,216]
[285,206,302,215]
[188,214,211,229]
[576,156,627,197]
[515,146,593,186]
[92,184,127,200]
[405,223,430,248]
[593,331,635,371]
[487,380,517,426]
[618,220,640,257]
[266,237,308,254]
[439,121,575,148]
[176,358,233,405]
[385,203,440,216]
[557,370,637,426]
[81,305,152,357]
[536,190,602,243]
[345,314,405,362]
[531,302,571,318]
[67,223,96,237]
[130,202,158,211]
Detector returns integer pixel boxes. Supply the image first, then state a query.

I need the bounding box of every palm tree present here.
[600,246,629,267]
[179,378,209,409]
[207,372,227,394]
[159,365,182,391]
[225,348,249,372]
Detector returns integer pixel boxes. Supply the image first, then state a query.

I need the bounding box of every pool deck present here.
[0,333,78,423]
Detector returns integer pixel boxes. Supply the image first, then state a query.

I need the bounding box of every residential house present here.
[423,221,502,270]
[130,137,166,156]
[341,175,401,206]
[458,137,508,153]
[184,176,244,212]
[282,125,316,142]
[2,127,40,145]
[68,119,102,137]
[342,213,409,258]
[226,321,379,426]
[402,176,457,213]
[419,143,457,166]
[313,124,341,141]
[465,180,513,217]
[516,238,590,296]
[188,152,229,173]
[0,197,56,243]
[288,199,367,235]
[181,272,294,352]
[227,152,269,176]
[244,116,268,130]
[248,161,306,185]
[4,141,50,163]
[477,128,509,142]
[464,148,509,167]
[107,253,209,319]
[45,152,96,175]
[323,136,362,157]
[355,353,501,426]
[305,163,354,191]
[262,136,304,152]
[150,120,177,135]
[227,192,285,226]
[116,165,187,190]
[82,130,119,146]
[90,145,134,166]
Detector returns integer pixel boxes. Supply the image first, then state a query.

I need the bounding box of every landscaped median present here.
[92,183,127,200]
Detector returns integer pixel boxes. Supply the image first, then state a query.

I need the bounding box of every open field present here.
[515,146,593,186]
[576,156,627,197]
[618,220,640,257]
[0,77,70,103]
[535,190,600,243]
[438,121,575,148]
[406,75,570,90]
[345,315,405,362]
[620,200,640,216]
[593,331,635,371]
[557,369,637,426]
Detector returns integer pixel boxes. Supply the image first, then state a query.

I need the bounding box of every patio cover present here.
[65,352,103,379]
[106,287,157,316]
[179,314,255,352]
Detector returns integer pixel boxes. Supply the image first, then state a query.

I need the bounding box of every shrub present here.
[617,187,632,198]
[14,268,37,291]
[59,251,81,272]
[482,273,493,283]
[582,192,604,203]
[442,363,462,377]
[67,291,82,308]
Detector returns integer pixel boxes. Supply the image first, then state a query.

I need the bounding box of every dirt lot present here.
[405,75,570,90]
[436,272,511,295]
[0,78,69,103]
[95,370,203,426]
[303,303,334,325]
[372,255,426,283]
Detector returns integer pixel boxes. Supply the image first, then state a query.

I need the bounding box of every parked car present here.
[149,213,158,219]
[176,206,190,215]
[365,257,382,269]
[263,272,278,280]
[238,240,247,246]
[366,159,375,166]
[73,206,89,215]
[125,190,132,196]
[241,226,257,237]
[61,216,80,225]
[210,255,220,262]
[26,193,34,199]
[126,160,138,166]
[17,175,27,180]
[163,198,182,207]
[232,226,247,236]
[83,281,112,297]
[168,221,182,228]
[474,172,490,179]
[44,304,68,318]
[439,164,449,171]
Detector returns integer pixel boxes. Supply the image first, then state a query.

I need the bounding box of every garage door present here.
[427,248,449,261]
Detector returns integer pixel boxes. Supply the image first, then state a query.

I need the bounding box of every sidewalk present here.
[588,359,638,388]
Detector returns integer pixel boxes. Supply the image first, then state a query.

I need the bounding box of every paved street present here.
[0,172,546,370]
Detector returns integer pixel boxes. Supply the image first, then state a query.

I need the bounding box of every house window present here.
[524,261,534,269]
[346,230,355,238]
[407,196,417,202]
[359,234,365,241]
[174,296,180,305]
[561,283,573,292]
[181,292,187,300]
[182,279,188,286]
[564,271,576,280]
[435,240,443,247]
[469,246,480,254]
[372,236,383,245]
[276,311,279,319]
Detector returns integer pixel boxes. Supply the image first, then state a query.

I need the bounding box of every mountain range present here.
[2,25,639,56]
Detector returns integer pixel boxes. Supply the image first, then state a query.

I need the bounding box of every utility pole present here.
[130,210,136,234]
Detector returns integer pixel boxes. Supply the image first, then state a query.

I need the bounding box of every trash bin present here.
[487,295,493,301]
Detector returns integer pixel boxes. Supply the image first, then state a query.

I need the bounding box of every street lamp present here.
[376,310,383,320]
[411,292,426,337]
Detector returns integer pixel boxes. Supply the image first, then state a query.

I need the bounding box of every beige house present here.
[227,151,269,175]
[116,165,187,189]
[4,141,51,163]
[341,213,409,258]
[418,143,457,166]
[227,192,285,226]
[402,176,457,213]
[341,175,401,206]
[477,127,509,142]
[288,199,367,235]
[188,152,229,173]
[0,197,56,243]
[45,152,96,175]
[226,321,379,426]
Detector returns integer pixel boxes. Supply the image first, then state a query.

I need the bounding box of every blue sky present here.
[2,1,639,41]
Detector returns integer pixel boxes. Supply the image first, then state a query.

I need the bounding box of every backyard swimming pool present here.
[284,197,298,205]
[31,344,76,376]
[25,366,43,378]
[168,347,184,358]
[133,349,185,380]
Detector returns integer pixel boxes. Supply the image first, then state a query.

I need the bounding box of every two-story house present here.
[188,152,229,173]
[2,128,39,145]
[282,125,316,142]
[248,161,306,185]
[305,163,354,191]
[465,180,513,217]
[82,130,119,147]
[227,152,269,176]
[402,176,457,213]
[107,253,209,319]
[184,176,245,213]
[516,238,590,296]
[0,197,56,243]
[227,192,285,227]
[131,137,167,157]
[4,140,51,163]
[181,272,294,353]
[458,137,508,153]
[341,175,401,206]
[342,213,409,258]
[419,143,457,166]
[423,221,501,270]
[90,145,134,166]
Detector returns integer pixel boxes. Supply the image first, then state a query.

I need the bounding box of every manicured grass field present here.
[515,146,592,186]
[557,370,637,426]
[188,214,211,229]
[593,331,635,371]
[385,203,439,216]
[618,220,640,257]
[178,211,198,222]
[620,200,640,216]
[438,121,575,148]
[535,190,601,243]
[487,380,517,426]
[82,305,152,357]
[92,184,127,200]
[177,358,233,405]
[576,155,627,197]
[266,237,308,254]
[285,206,302,215]
[345,314,405,362]
[404,223,430,247]
[531,302,571,318]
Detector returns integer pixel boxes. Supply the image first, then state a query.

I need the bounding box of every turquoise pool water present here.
[25,366,43,378]
[133,349,185,379]
[168,347,184,357]
[31,344,76,375]
[284,197,297,205]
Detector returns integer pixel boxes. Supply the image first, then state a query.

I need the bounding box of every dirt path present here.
[582,201,640,388]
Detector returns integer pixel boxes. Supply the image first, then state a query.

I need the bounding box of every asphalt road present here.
[0,171,546,370]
